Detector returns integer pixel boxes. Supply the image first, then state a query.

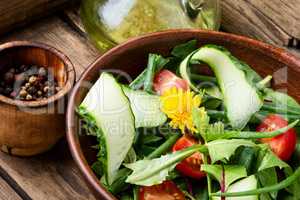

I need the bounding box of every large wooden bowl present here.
[66,30,300,200]
[0,41,75,156]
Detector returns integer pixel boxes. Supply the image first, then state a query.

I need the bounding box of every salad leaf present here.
[230,147,259,174]
[130,54,169,90]
[193,108,298,141]
[171,39,198,59]
[207,139,256,163]
[192,107,210,140]
[264,88,300,109]
[124,148,137,164]
[144,54,169,93]
[125,144,207,186]
[201,165,247,189]
[211,167,300,198]
[257,145,288,171]
[257,168,278,199]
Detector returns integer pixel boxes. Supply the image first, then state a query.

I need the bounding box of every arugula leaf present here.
[192,107,210,140]
[211,167,300,198]
[257,145,288,171]
[144,54,169,92]
[207,139,256,163]
[201,165,247,189]
[130,54,169,90]
[284,167,300,198]
[264,88,300,109]
[124,148,137,164]
[124,144,207,186]
[257,168,278,199]
[193,108,298,141]
[171,39,198,59]
[230,147,259,174]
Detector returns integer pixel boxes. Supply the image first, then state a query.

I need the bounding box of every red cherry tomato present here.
[153,70,188,95]
[139,181,185,200]
[172,135,206,179]
[257,114,297,161]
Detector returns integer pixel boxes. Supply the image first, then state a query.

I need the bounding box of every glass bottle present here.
[81,0,221,51]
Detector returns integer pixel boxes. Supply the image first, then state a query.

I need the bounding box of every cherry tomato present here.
[153,70,188,95]
[172,135,206,179]
[257,114,297,161]
[139,181,185,200]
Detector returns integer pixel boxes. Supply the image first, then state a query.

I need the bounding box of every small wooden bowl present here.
[66,30,300,199]
[0,41,75,156]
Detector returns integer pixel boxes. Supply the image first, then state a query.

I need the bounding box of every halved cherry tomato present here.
[153,70,188,95]
[139,181,185,200]
[172,135,206,179]
[257,114,297,161]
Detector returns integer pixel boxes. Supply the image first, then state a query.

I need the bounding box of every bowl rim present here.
[0,41,76,107]
[66,29,300,200]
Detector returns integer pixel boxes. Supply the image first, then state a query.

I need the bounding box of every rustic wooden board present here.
[0,176,22,200]
[221,0,300,47]
[0,16,99,200]
[0,0,77,35]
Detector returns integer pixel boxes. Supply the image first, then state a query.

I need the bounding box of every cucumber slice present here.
[122,86,167,128]
[80,73,135,185]
[180,45,263,129]
[213,175,258,200]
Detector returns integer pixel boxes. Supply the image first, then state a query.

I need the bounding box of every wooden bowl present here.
[0,41,75,156]
[66,30,300,199]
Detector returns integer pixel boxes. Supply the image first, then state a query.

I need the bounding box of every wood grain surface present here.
[0,176,22,200]
[221,0,300,47]
[0,0,77,35]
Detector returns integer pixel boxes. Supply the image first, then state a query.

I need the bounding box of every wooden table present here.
[0,2,299,200]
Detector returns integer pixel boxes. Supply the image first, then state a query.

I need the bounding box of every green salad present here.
[78,40,300,200]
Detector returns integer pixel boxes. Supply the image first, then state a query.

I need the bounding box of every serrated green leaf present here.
[192,107,210,140]
[125,144,207,186]
[257,145,288,171]
[201,165,247,188]
[123,148,137,164]
[257,168,278,199]
[264,88,300,109]
[171,39,198,59]
[207,139,256,163]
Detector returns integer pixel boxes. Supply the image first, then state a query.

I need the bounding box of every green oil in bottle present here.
[81,0,221,51]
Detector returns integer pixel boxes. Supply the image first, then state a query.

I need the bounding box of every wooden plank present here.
[0,176,22,200]
[221,0,300,47]
[0,141,96,200]
[0,0,76,35]
[1,16,99,80]
[0,16,99,200]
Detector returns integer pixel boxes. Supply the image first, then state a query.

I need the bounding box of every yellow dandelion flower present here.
[160,87,202,134]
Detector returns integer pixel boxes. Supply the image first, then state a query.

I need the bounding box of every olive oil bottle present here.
[81,0,221,51]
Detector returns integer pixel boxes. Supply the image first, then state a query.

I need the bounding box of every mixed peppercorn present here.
[0,65,60,100]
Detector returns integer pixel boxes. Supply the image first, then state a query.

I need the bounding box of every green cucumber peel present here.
[180,45,263,129]
[211,167,300,198]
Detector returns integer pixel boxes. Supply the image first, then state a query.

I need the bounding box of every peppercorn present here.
[19,89,28,98]
[26,94,33,100]
[37,90,43,96]
[28,76,37,84]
